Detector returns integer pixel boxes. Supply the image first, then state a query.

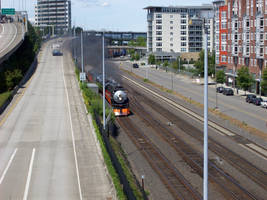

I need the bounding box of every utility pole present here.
[203,19,209,200]
[102,31,106,130]
[81,31,84,73]
[215,64,218,109]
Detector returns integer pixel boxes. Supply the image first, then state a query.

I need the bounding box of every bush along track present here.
[75,66,146,200]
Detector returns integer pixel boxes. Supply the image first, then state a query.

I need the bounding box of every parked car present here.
[223,88,234,96]
[260,100,267,108]
[216,86,224,93]
[252,97,263,106]
[246,94,256,103]
[133,63,139,68]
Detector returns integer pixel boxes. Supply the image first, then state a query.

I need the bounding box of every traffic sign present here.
[1,8,15,15]
[80,72,86,81]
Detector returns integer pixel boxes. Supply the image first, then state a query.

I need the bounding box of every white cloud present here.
[101,2,109,7]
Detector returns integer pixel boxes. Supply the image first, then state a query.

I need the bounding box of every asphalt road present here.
[120,62,267,133]
[0,23,23,60]
[0,39,114,199]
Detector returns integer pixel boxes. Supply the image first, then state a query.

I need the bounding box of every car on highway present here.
[246,94,256,103]
[133,63,139,68]
[260,100,267,108]
[252,97,263,106]
[216,86,224,93]
[52,49,62,56]
[223,88,234,96]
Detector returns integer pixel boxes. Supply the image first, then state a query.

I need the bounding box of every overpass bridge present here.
[0,15,27,65]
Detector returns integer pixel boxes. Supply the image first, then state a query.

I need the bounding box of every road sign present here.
[80,72,86,82]
[1,8,15,15]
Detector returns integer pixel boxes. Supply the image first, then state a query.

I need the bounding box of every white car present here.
[260,100,267,108]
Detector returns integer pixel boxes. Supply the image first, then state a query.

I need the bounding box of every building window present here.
[170,21,173,24]
[156,48,162,52]
[246,0,250,15]
[170,26,173,30]
[181,19,187,24]
[170,38,173,41]
[156,42,162,47]
[181,25,186,29]
[170,15,173,18]
[181,42,187,46]
[170,43,173,47]
[181,36,186,41]
[221,22,227,29]
[156,25,162,30]
[181,31,187,35]
[170,32,173,35]
[156,20,162,24]
[222,55,227,62]
[156,31,162,35]
[181,14,186,18]
[181,48,186,52]
[251,0,254,16]
[156,14,162,18]
[265,0,267,14]
[156,37,162,41]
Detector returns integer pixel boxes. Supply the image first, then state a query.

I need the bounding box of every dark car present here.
[252,97,263,106]
[133,63,139,68]
[246,94,256,103]
[216,86,224,93]
[223,88,234,96]
[52,49,62,56]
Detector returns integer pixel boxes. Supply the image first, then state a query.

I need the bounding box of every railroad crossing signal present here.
[1,8,15,15]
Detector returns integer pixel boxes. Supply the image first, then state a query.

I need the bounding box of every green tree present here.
[136,37,146,47]
[195,50,215,77]
[236,66,255,94]
[216,70,226,84]
[134,53,140,61]
[171,61,178,70]
[261,68,267,95]
[148,54,155,64]
[75,27,83,35]
[5,69,23,90]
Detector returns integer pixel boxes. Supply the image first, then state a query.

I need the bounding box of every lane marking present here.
[239,144,267,161]
[61,47,83,200]
[23,148,36,200]
[246,143,267,157]
[0,148,17,184]
[0,23,18,54]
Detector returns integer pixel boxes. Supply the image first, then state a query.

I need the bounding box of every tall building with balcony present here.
[144,5,214,56]
[35,0,71,34]
[221,0,267,93]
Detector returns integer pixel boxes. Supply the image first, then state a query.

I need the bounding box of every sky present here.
[1,0,213,32]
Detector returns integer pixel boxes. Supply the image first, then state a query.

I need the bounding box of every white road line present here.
[239,144,267,161]
[0,148,18,184]
[61,50,83,200]
[23,148,36,200]
[0,23,18,54]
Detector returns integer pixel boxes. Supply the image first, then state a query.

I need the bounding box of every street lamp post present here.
[233,56,238,93]
[102,31,106,131]
[215,65,218,109]
[258,58,263,97]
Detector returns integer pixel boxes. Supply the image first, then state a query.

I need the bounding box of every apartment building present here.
[144,5,214,56]
[217,0,267,93]
[35,0,71,34]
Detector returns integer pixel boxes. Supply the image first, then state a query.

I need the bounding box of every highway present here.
[119,62,267,135]
[0,22,24,64]
[0,39,115,199]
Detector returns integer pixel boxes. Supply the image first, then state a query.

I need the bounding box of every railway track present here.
[127,84,267,191]
[119,77,265,200]
[117,117,202,200]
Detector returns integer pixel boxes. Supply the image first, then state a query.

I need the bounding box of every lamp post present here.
[102,31,106,131]
[215,64,218,109]
[258,58,263,97]
[233,56,238,93]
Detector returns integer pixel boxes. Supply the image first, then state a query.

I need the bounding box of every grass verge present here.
[0,91,11,108]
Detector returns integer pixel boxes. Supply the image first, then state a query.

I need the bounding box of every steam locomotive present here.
[96,75,130,116]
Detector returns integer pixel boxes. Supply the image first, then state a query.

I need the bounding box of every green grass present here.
[110,137,144,200]
[0,91,11,107]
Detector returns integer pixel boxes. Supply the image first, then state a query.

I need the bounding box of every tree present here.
[216,70,226,84]
[75,27,83,35]
[236,66,254,94]
[136,37,146,47]
[148,54,155,64]
[261,68,267,95]
[195,50,215,77]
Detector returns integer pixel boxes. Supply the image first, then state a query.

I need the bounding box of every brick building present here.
[218,0,267,93]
